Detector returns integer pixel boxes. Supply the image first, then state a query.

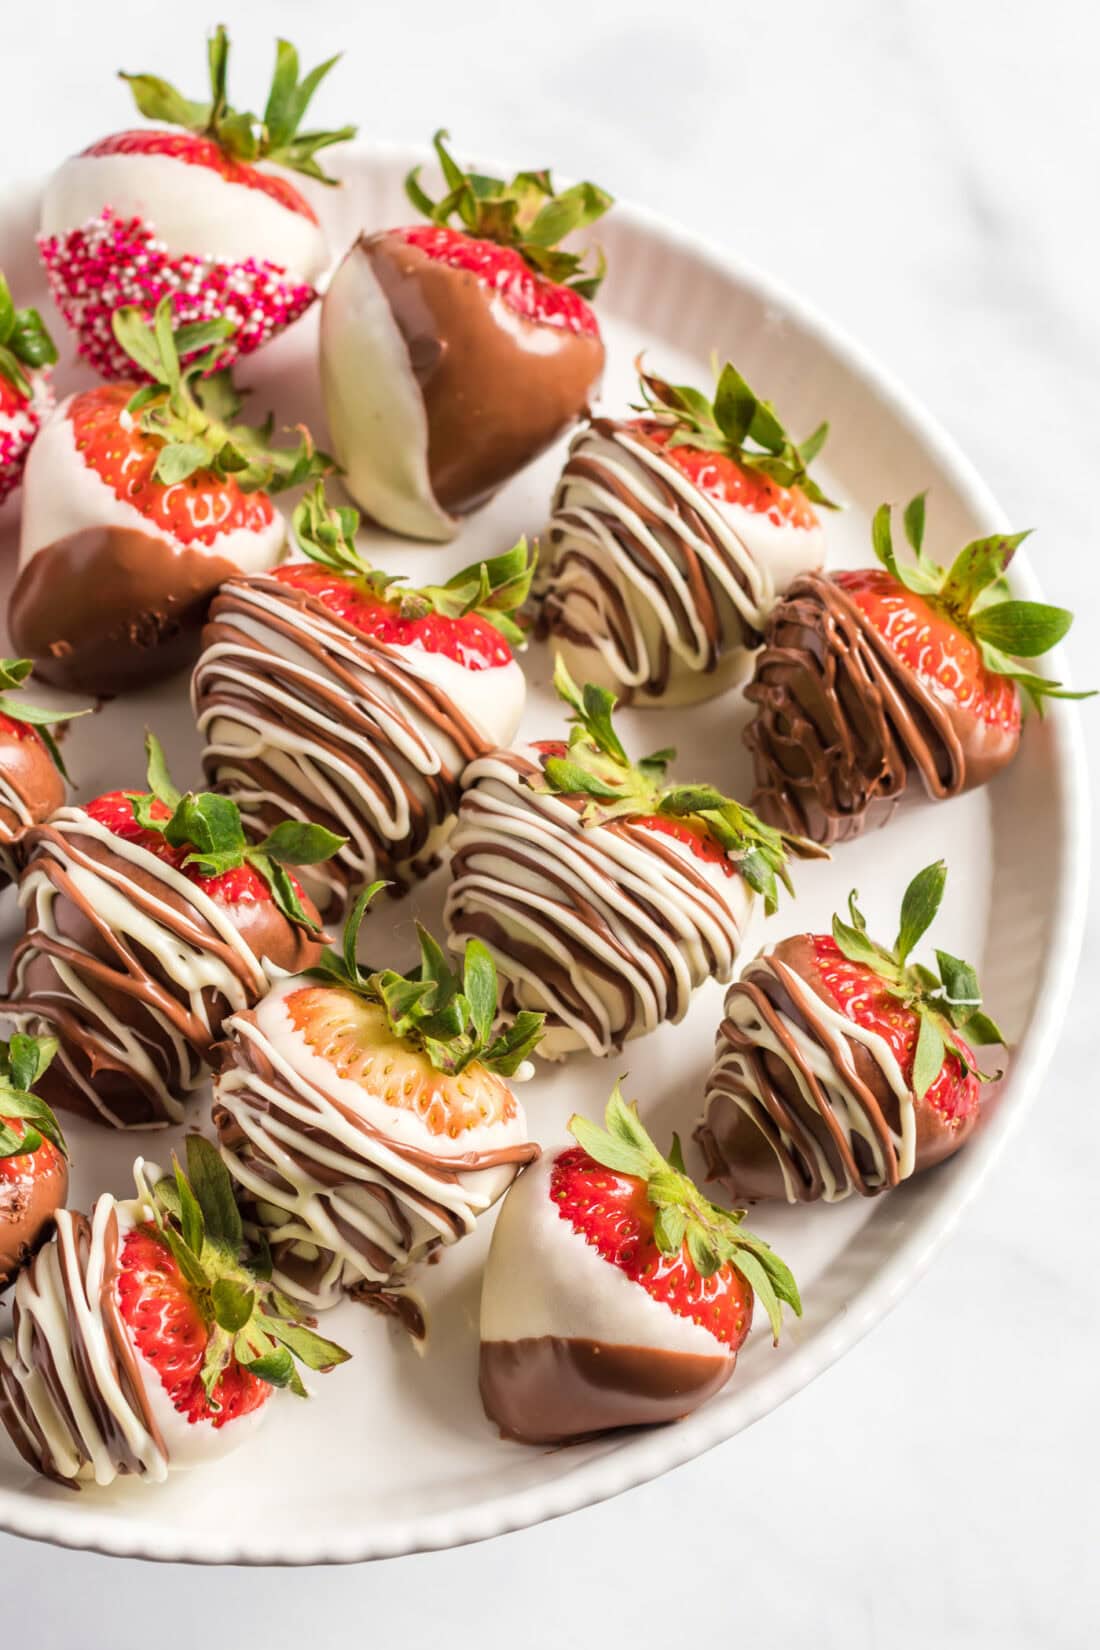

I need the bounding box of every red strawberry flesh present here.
[116,1223,269,1428]
[835,567,1021,732]
[81,130,318,223]
[633,419,819,527]
[809,934,979,1122]
[549,1147,751,1349]
[394,223,599,337]
[273,563,514,668]
[68,384,275,548]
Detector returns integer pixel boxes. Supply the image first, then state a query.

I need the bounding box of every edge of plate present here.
[0,145,1089,1564]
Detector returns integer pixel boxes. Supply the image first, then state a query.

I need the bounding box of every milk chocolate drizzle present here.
[0,727,66,887]
[0,1198,169,1487]
[194,576,509,916]
[696,937,979,1204]
[542,420,821,703]
[1,809,320,1128]
[444,746,752,1059]
[744,572,1019,845]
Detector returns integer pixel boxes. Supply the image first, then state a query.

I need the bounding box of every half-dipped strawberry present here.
[480,1082,800,1444]
[0,657,89,886]
[0,275,58,507]
[10,299,331,695]
[321,129,612,540]
[445,655,822,1059]
[38,27,355,380]
[544,358,836,706]
[194,482,535,916]
[214,882,542,1325]
[0,1135,348,1488]
[2,733,343,1128]
[746,495,1091,843]
[0,1034,68,1292]
[698,860,1005,1201]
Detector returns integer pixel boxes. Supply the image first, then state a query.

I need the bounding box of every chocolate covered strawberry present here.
[0,1034,68,1292]
[321,129,612,540]
[698,860,1005,1202]
[0,657,89,886]
[480,1082,800,1444]
[0,274,58,507]
[214,882,543,1325]
[194,482,534,916]
[11,299,331,695]
[39,27,355,380]
[544,357,836,706]
[2,733,343,1128]
[0,1135,348,1487]
[746,495,1091,843]
[445,656,823,1059]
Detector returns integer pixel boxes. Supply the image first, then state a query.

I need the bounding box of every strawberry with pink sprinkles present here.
[0,274,57,507]
[37,26,356,381]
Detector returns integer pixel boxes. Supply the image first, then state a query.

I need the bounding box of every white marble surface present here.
[2,0,1097,1643]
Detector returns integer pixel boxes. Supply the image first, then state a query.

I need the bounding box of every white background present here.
[3,0,1098,1644]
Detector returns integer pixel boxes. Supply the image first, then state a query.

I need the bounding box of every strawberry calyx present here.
[0,273,57,400]
[0,657,89,782]
[0,1033,66,1164]
[111,296,334,493]
[633,355,839,510]
[568,1084,801,1343]
[291,483,536,652]
[307,881,545,1079]
[829,859,1005,1100]
[533,657,825,914]
[405,129,612,298]
[119,24,356,185]
[133,1135,349,1405]
[869,495,1093,713]
[123,733,344,934]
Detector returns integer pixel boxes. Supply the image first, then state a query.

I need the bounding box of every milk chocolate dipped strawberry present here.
[480,1083,800,1444]
[0,658,89,887]
[0,275,57,507]
[0,1035,69,1293]
[2,735,342,1129]
[194,483,534,916]
[745,496,1090,845]
[445,658,822,1060]
[0,1137,348,1488]
[543,358,835,706]
[697,861,1005,1203]
[213,884,542,1326]
[38,27,355,379]
[10,300,331,695]
[321,129,612,540]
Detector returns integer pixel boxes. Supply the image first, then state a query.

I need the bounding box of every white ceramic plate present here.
[0,145,1088,1564]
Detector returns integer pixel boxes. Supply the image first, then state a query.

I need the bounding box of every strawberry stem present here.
[0,1034,66,1162]
[869,498,1093,712]
[569,1084,802,1342]
[120,26,356,184]
[0,273,57,399]
[534,657,824,914]
[405,130,613,297]
[0,657,90,781]
[306,882,545,1078]
[634,354,839,510]
[291,482,537,649]
[830,859,1006,1098]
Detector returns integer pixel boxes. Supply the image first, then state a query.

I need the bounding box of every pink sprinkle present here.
[38,209,317,381]
[0,375,54,505]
